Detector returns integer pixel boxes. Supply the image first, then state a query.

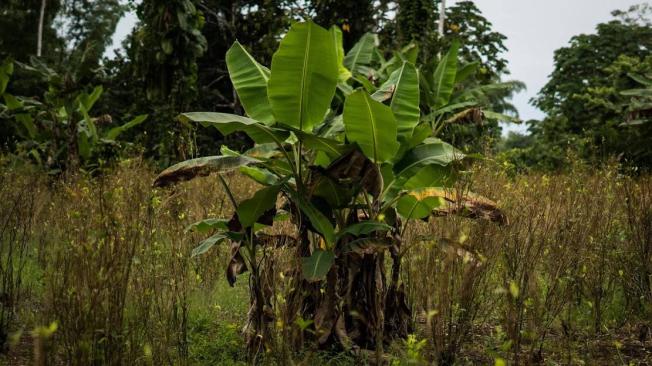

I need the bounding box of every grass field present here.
[1,159,651,365]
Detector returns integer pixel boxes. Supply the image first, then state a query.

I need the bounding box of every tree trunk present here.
[37,0,47,57]
[438,0,446,36]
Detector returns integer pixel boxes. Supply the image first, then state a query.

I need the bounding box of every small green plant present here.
[391,334,427,365]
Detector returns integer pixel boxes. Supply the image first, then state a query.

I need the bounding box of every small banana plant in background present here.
[621,72,652,126]
[153,21,506,358]
[0,58,148,173]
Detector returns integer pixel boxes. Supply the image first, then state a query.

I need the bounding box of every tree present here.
[393,0,438,61]
[531,7,652,167]
[127,0,207,162]
[0,0,64,62]
[386,0,521,151]
[0,59,148,172]
[612,3,652,26]
[133,0,207,109]
[194,0,292,113]
[311,0,376,50]
[444,1,509,80]
[61,0,127,79]
[387,0,509,80]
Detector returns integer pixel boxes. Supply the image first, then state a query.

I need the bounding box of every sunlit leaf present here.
[432,41,459,109]
[372,61,420,138]
[330,26,352,82]
[105,114,148,140]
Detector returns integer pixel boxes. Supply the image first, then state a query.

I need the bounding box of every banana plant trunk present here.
[285,229,412,353]
[316,255,411,351]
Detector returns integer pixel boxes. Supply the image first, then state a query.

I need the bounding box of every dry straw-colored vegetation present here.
[1,160,651,365]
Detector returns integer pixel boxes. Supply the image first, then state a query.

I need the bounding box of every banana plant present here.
[621,72,652,126]
[339,35,522,142]
[154,21,505,353]
[0,59,148,171]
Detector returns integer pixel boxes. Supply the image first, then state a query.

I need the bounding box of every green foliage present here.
[134,0,207,107]
[226,42,274,124]
[154,23,506,356]
[160,23,501,280]
[391,334,428,365]
[236,185,280,228]
[0,60,147,172]
[379,61,420,138]
[528,10,652,168]
[268,21,338,132]
[301,249,335,281]
[62,0,127,76]
[431,40,460,109]
[311,0,376,50]
[343,90,399,163]
[393,0,438,61]
[444,1,509,79]
[0,0,65,62]
[621,64,652,127]
[2,0,519,165]
[343,32,377,75]
[192,0,292,120]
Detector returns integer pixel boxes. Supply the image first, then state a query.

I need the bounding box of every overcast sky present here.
[109,0,647,135]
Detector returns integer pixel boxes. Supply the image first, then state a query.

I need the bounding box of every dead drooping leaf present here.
[445,107,484,126]
[372,84,395,102]
[334,314,353,350]
[313,269,339,345]
[226,242,247,287]
[255,233,298,248]
[344,237,393,256]
[428,188,508,225]
[322,148,383,198]
[153,155,258,187]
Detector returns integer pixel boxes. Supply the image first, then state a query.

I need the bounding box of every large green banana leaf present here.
[302,249,334,281]
[432,40,460,109]
[236,185,281,228]
[284,184,335,245]
[226,41,274,124]
[393,140,464,176]
[343,32,376,75]
[179,112,289,144]
[330,26,352,82]
[384,140,464,198]
[343,90,399,163]
[372,61,420,138]
[267,21,338,131]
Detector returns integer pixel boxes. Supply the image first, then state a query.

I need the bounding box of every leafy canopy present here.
[154,21,504,283]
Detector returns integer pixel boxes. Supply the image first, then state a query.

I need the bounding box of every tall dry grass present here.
[0,160,650,365]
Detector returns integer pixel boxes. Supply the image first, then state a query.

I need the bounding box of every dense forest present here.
[1,1,651,365]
